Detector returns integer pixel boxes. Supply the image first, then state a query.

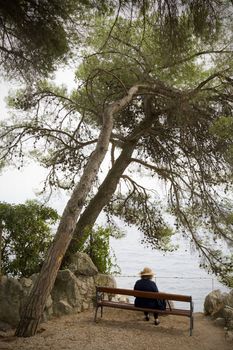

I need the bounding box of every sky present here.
[0,68,77,213]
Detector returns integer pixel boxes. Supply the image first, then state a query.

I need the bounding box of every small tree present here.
[82,225,123,274]
[0,200,59,277]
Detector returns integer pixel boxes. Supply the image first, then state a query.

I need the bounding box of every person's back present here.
[134,278,159,309]
[134,267,163,325]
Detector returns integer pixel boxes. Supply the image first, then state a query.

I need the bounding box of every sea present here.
[110,224,230,312]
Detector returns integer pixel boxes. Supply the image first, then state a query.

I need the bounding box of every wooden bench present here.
[94,286,194,336]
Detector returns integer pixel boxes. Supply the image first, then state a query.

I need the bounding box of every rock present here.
[76,275,96,303]
[0,276,23,326]
[67,252,98,276]
[51,269,97,315]
[94,273,116,289]
[223,307,233,328]
[94,274,117,301]
[56,300,73,315]
[213,317,226,327]
[204,289,233,335]
[82,301,89,310]
[226,290,233,308]
[204,289,225,317]
[51,269,82,315]
[228,319,233,330]
[226,330,233,341]
[45,295,53,309]
[0,320,12,332]
[44,295,54,319]
[30,273,39,283]
[19,277,33,289]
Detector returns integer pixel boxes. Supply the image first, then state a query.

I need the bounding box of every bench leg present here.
[190,316,194,336]
[94,305,104,322]
[101,306,103,318]
[94,306,99,322]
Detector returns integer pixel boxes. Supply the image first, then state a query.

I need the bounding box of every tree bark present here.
[64,140,136,259]
[0,221,2,278]
[64,111,155,262]
[15,85,140,337]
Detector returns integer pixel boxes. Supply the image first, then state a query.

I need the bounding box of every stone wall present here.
[0,252,116,330]
[204,289,233,340]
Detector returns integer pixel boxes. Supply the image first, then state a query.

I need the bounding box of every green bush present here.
[0,200,59,277]
[82,225,123,274]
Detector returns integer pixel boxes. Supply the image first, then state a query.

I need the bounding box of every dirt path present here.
[0,309,232,350]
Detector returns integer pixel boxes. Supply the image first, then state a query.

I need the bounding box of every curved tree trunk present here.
[0,221,2,278]
[64,112,154,262]
[15,85,140,337]
[64,140,136,259]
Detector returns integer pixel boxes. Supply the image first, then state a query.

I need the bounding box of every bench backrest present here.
[96,286,192,303]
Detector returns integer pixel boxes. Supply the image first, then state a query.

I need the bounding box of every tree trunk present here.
[15,85,140,337]
[64,140,136,259]
[0,221,2,278]
[64,112,154,262]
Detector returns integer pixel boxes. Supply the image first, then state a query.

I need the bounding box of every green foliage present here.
[72,12,227,127]
[106,192,175,252]
[82,225,123,274]
[0,0,231,80]
[221,274,233,288]
[0,200,59,277]
[210,116,233,139]
[0,0,113,78]
[199,250,233,288]
[7,80,68,111]
[210,116,233,166]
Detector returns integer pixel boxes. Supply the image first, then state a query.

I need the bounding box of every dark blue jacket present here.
[134,278,163,309]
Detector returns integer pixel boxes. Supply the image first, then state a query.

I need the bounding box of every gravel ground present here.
[0,309,232,350]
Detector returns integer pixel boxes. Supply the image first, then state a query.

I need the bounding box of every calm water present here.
[110,226,230,312]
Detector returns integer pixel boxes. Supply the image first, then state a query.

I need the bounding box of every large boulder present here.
[204,289,233,334]
[67,252,98,276]
[222,307,233,327]
[51,269,82,316]
[76,275,96,309]
[0,276,23,326]
[19,277,33,289]
[204,289,226,317]
[55,300,73,315]
[94,274,117,301]
[223,290,233,308]
[51,270,116,315]
[94,273,116,289]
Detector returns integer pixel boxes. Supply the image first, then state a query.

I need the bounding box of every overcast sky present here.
[0,68,77,212]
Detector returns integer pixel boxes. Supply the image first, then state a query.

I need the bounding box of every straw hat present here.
[139,267,155,277]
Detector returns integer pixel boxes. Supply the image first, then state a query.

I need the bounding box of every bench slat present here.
[96,286,192,302]
[98,300,191,317]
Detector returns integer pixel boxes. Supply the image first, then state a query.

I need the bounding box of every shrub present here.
[82,225,124,274]
[0,200,59,277]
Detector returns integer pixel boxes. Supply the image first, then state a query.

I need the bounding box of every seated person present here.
[134,267,165,325]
